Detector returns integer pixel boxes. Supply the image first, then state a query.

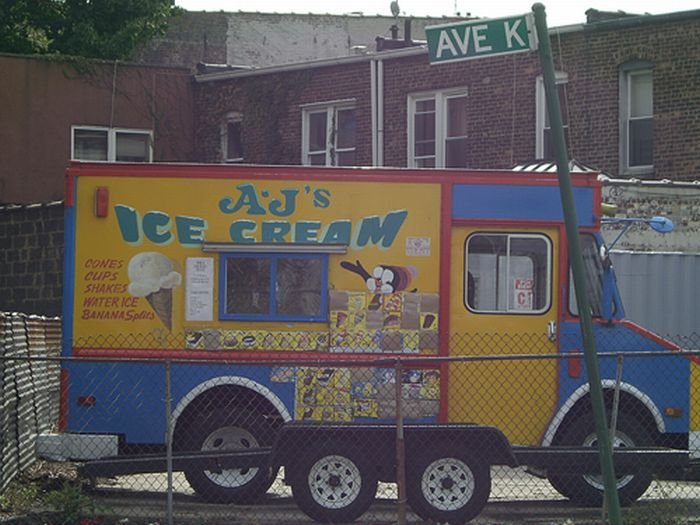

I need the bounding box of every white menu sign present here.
[186,257,214,321]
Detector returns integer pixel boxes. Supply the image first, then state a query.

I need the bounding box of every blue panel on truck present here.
[452,184,595,225]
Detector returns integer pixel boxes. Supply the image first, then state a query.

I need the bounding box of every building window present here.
[220,253,328,322]
[302,101,356,166]
[408,89,468,168]
[620,65,653,174]
[71,126,152,162]
[465,233,551,314]
[535,73,569,159]
[222,112,243,162]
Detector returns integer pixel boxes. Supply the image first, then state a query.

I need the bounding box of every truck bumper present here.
[36,433,118,461]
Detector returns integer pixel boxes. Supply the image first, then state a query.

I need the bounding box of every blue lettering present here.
[261,221,291,242]
[143,211,173,245]
[353,210,408,249]
[175,216,208,247]
[229,220,256,242]
[219,183,266,215]
[313,189,331,208]
[115,204,142,245]
[321,220,352,244]
[294,221,321,243]
[269,189,298,217]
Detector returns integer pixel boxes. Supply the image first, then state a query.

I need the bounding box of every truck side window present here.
[220,253,328,322]
[465,233,551,314]
[568,234,605,317]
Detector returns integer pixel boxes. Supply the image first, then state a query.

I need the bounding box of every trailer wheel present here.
[407,446,491,525]
[290,442,377,523]
[548,412,653,506]
[183,410,277,503]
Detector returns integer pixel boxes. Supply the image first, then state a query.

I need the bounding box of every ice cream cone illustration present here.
[127,252,182,330]
[146,288,173,330]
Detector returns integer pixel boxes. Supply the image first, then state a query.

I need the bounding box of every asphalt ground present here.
[81,467,700,525]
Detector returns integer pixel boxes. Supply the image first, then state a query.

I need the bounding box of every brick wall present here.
[194,61,373,165]
[193,12,700,181]
[0,203,64,316]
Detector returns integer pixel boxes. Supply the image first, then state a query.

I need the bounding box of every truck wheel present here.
[547,412,653,506]
[182,410,277,503]
[290,442,378,523]
[407,446,491,525]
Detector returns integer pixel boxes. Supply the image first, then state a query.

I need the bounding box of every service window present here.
[466,233,551,313]
[220,253,328,322]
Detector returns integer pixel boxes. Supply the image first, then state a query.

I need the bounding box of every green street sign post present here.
[426,14,537,64]
[424,6,623,525]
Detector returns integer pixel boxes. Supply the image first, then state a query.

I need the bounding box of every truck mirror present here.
[648,216,674,233]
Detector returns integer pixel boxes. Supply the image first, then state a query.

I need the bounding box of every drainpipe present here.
[370,58,385,167]
[377,58,384,167]
[371,59,378,166]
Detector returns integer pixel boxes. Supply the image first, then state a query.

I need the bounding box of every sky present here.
[175,1,698,27]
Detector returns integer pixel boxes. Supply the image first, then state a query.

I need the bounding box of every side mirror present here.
[648,216,674,234]
[600,215,674,255]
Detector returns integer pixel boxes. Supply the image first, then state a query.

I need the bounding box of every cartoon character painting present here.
[340,260,417,293]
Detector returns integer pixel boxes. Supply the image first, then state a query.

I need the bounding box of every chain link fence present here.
[0,313,61,493]
[3,328,700,523]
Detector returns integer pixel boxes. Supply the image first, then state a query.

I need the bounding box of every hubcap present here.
[308,454,362,509]
[421,457,475,511]
[582,430,635,490]
[201,426,260,487]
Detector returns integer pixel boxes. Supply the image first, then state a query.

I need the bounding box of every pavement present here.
[83,467,700,525]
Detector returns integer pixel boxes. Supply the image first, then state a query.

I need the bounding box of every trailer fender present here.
[542,380,665,447]
[172,376,292,428]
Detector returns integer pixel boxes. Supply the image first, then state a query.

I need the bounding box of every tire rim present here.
[307,454,362,509]
[421,457,475,511]
[201,425,260,487]
[582,430,635,490]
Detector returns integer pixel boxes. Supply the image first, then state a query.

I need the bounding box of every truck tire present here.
[182,409,277,503]
[290,441,378,523]
[406,445,491,525]
[547,412,653,506]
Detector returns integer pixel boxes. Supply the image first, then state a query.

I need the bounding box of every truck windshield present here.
[568,234,605,317]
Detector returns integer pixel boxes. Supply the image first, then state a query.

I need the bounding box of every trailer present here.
[76,420,689,523]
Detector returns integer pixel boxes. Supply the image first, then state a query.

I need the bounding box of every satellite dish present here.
[390,1,400,17]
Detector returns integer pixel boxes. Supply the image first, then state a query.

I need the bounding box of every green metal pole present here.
[531,4,623,524]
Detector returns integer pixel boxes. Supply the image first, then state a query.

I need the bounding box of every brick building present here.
[2,8,700,316]
[193,9,700,182]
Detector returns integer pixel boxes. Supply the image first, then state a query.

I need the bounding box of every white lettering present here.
[472,24,492,53]
[450,27,472,54]
[504,19,526,49]
[436,30,458,58]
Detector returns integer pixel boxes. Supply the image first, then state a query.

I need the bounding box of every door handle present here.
[547,320,557,342]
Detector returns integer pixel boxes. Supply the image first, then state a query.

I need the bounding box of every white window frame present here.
[465,232,552,315]
[535,72,568,159]
[407,88,469,168]
[71,126,153,162]
[301,99,356,166]
[221,112,244,163]
[619,64,653,176]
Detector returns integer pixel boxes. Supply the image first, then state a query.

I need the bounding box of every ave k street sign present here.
[426,14,538,64]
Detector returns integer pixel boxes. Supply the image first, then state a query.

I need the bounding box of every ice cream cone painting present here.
[127,252,182,330]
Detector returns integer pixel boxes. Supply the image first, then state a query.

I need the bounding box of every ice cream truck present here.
[50,161,695,522]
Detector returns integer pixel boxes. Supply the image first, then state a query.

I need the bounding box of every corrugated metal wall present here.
[611,251,700,346]
[0,313,61,492]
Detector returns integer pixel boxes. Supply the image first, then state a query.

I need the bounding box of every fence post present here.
[394,359,407,525]
[165,360,174,525]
